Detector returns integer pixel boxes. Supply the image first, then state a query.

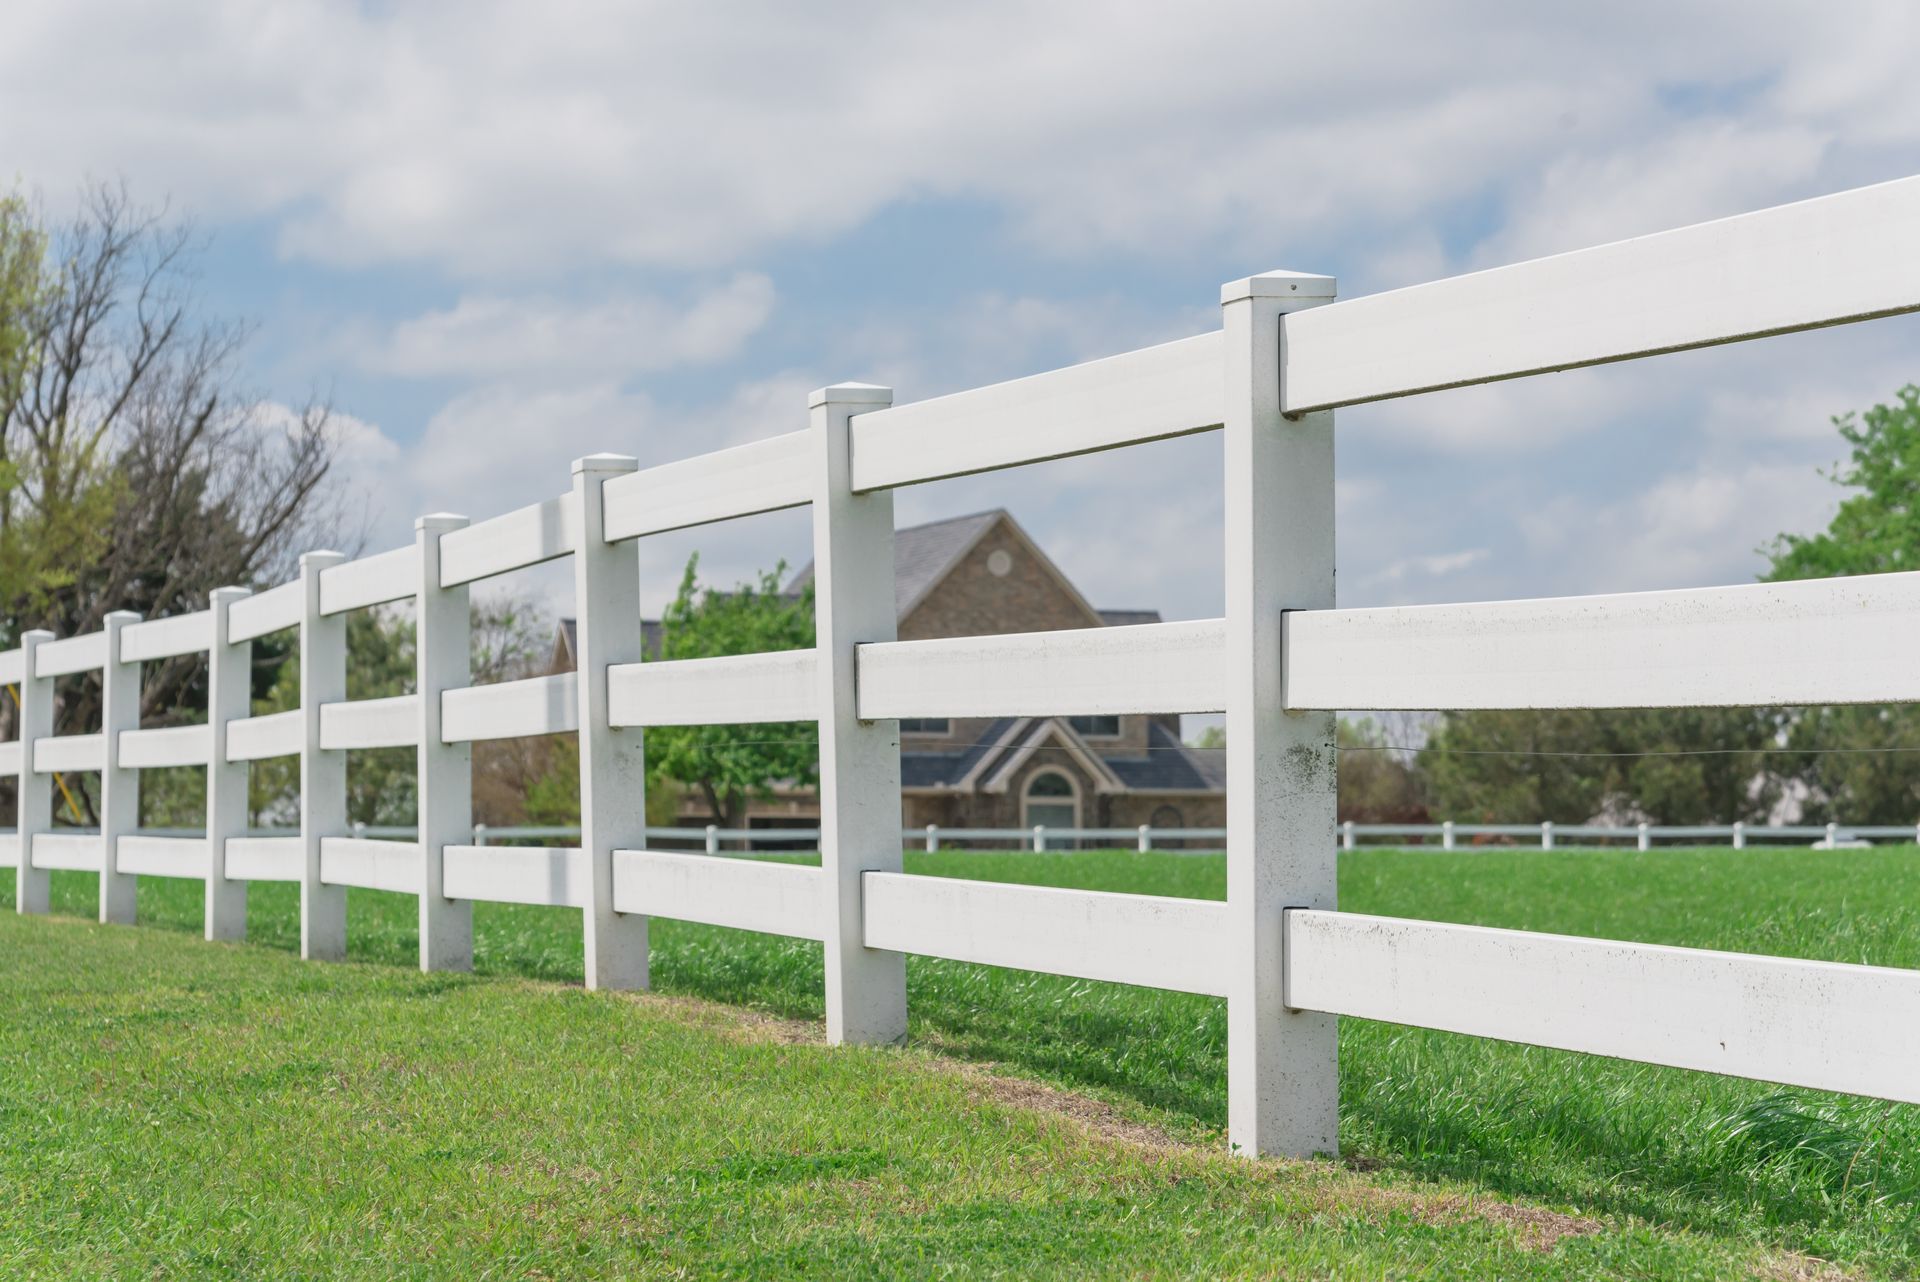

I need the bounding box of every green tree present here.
[1419,708,1778,826]
[1764,386,1920,580]
[1,182,344,821]
[643,555,817,829]
[0,188,121,632]
[1764,385,1920,823]
[1337,718,1429,824]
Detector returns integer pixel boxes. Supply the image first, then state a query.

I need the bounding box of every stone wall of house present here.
[900,521,1097,641]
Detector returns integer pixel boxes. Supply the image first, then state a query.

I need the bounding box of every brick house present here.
[553,509,1225,840]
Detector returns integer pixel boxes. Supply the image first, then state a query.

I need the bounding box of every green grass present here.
[3,845,1917,1278]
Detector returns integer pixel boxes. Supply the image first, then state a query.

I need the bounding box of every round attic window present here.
[987,549,1013,577]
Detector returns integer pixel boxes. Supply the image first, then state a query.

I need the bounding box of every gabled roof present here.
[786,510,1000,616]
[785,508,1107,628]
[1104,723,1219,792]
[899,718,1018,789]
[980,718,1126,795]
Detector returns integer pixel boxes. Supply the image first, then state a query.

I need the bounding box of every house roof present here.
[981,718,1126,795]
[1103,723,1218,792]
[899,718,1016,788]
[785,509,1001,616]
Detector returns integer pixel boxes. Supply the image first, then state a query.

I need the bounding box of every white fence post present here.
[1442,820,1456,851]
[300,551,349,961]
[925,823,938,853]
[811,381,908,1046]
[98,611,142,925]
[1637,822,1651,852]
[1138,824,1151,853]
[1033,824,1048,853]
[1222,267,1340,1159]
[417,514,474,973]
[473,822,488,848]
[1541,821,1554,851]
[704,824,718,856]
[1732,820,1746,851]
[1341,820,1356,852]
[571,454,649,992]
[205,587,251,941]
[14,630,54,916]
[1826,822,1839,848]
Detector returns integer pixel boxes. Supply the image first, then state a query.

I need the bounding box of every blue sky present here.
[8,2,1920,623]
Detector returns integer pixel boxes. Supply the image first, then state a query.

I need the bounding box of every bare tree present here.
[0,182,354,815]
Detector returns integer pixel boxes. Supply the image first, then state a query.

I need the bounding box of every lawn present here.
[2,845,1916,1278]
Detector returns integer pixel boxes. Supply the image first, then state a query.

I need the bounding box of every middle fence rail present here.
[6,174,1920,1157]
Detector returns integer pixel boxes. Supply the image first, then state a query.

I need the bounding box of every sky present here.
[6,1,1920,625]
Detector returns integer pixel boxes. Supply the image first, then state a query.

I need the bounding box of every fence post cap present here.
[571,452,639,476]
[415,512,470,532]
[1220,269,1337,306]
[209,585,251,604]
[299,550,347,570]
[809,382,893,409]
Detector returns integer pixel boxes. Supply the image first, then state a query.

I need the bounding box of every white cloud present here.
[9,3,1920,278]
[366,274,775,381]
[1363,548,1491,588]
[1517,459,1839,594]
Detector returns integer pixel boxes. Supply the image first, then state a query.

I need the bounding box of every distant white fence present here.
[307,820,1920,853]
[7,176,1920,1157]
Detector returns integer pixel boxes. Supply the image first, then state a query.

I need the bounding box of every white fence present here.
[7,176,1920,1157]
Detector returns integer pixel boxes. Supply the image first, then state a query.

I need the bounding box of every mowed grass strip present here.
[0,844,1914,1277]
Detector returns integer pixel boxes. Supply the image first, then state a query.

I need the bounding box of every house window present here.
[1068,715,1120,737]
[1023,770,1079,839]
[899,718,950,735]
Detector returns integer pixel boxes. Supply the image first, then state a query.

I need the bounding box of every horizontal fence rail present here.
[438,493,576,588]
[227,581,302,642]
[7,175,1920,1159]
[849,330,1231,491]
[602,431,813,541]
[609,650,818,727]
[441,674,578,743]
[856,619,1228,718]
[1284,572,1920,710]
[863,873,1229,996]
[1280,174,1920,413]
[1284,911,1920,1103]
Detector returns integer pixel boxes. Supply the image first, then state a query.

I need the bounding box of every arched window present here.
[1022,770,1079,842]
